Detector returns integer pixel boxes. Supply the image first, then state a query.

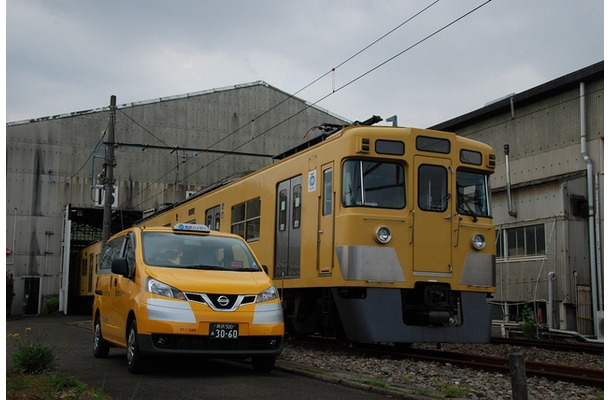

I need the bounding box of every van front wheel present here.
[127,319,145,373]
[93,317,110,358]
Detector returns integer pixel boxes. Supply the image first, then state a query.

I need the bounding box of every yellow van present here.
[92,223,284,373]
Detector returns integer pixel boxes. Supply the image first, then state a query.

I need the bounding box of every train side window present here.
[323,168,332,216]
[88,253,94,292]
[278,189,287,231]
[205,205,221,231]
[231,203,246,238]
[231,198,261,242]
[292,184,301,229]
[418,164,448,212]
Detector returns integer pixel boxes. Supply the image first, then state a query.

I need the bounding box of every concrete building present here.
[431,62,604,339]
[6,81,349,315]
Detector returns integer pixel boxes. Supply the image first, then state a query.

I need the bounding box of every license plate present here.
[209,323,239,339]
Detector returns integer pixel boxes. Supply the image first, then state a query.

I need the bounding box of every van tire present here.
[93,317,110,358]
[252,355,276,372]
[127,319,145,374]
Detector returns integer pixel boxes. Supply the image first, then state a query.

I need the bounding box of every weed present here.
[443,384,470,398]
[8,327,58,374]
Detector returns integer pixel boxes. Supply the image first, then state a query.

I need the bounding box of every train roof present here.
[273,116,382,160]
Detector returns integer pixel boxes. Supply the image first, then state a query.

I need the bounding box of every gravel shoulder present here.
[279,343,604,400]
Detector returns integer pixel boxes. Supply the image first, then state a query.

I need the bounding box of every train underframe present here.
[283,284,492,343]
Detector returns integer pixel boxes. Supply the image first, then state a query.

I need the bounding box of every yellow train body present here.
[83,125,497,343]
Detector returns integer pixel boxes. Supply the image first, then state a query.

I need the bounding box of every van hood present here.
[145,266,272,294]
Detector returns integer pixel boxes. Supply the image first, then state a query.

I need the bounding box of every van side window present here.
[125,234,136,278]
[99,237,125,272]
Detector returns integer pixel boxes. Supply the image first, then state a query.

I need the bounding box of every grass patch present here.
[7,371,109,400]
[442,384,470,398]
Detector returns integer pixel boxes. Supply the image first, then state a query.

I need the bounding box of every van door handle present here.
[113,278,117,288]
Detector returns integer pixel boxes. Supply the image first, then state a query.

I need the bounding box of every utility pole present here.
[101,95,117,245]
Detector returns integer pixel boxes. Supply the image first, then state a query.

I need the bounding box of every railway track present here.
[288,338,604,388]
[490,336,604,355]
[399,346,604,388]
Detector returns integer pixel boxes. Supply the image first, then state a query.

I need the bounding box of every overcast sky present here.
[5,0,604,128]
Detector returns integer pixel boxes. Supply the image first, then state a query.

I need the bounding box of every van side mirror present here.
[262,265,269,275]
[111,258,129,277]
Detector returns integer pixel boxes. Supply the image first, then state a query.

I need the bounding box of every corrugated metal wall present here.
[6,82,348,314]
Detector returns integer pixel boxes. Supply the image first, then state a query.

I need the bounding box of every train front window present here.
[342,160,405,209]
[456,170,492,218]
[418,165,448,212]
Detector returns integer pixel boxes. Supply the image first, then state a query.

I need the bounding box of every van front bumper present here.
[137,333,283,357]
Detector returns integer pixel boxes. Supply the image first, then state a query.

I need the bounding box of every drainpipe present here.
[503,144,517,217]
[579,82,601,340]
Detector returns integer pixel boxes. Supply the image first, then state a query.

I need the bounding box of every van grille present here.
[184,293,257,311]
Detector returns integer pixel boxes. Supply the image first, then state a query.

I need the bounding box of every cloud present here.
[6,0,603,127]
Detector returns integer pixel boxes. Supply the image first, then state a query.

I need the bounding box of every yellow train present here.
[81,123,497,343]
[78,240,103,297]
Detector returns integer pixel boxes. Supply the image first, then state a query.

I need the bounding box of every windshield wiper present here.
[461,200,478,222]
[182,265,229,271]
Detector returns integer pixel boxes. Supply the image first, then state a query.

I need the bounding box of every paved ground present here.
[6,315,403,400]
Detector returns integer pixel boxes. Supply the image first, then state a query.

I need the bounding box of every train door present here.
[205,205,222,230]
[412,157,453,275]
[317,163,334,275]
[274,176,302,279]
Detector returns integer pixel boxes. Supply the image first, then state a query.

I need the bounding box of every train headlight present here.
[375,226,392,244]
[471,234,486,250]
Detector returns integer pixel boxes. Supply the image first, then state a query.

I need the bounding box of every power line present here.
[178,1,494,185]
[117,1,491,210]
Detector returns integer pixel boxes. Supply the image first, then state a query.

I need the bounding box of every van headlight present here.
[146,277,186,300]
[471,234,486,250]
[256,285,279,303]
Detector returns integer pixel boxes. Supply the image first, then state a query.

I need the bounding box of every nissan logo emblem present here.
[217,296,230,307]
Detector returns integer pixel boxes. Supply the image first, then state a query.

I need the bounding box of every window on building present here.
[496,224,546,259]
[231,198,261,242]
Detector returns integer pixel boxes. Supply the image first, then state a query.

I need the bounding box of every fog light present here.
[375,226,392,244]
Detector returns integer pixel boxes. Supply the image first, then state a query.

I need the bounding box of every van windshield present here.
[141,232,261,271]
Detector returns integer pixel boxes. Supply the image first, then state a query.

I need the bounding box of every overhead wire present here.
[178,1,494,186]
[116,1,442,209]
[117,1,492,210]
